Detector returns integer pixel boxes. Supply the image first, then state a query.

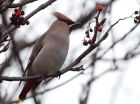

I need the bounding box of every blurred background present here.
[0,0,140,104]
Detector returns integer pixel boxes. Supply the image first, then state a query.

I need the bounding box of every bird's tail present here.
[19,80,40,101]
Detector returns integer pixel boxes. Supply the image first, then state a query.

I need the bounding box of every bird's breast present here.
[31,38,69,76]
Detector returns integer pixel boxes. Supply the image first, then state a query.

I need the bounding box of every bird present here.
[19,11,81,101]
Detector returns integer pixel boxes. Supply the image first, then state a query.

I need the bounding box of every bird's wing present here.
[22,34,46,78]
[25,34,46,75]
[18,34,45,86]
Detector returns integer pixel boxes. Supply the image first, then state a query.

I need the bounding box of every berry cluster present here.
[134,11,140,23]
[83,5,105,46]
[10,8,29,27]
[83,39,94,46]
[83,27,93,46]
[83,24,104,46]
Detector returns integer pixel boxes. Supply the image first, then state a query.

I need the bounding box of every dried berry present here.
[21,11,25,15]
[89,28,93,32]
[85,30,89,35]
[86,34,90,38]
[83,40,88,46]
[134,11,139,14]
[97,26,102,32]
[134,19,138,23]
[88,39,94,44]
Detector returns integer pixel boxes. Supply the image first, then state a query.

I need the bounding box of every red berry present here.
[96,5,102,11]
[15,11,21,17]
[97,26,102,32]
[136,16,140,20]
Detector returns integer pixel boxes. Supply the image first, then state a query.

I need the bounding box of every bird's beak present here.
[70,22,81,31]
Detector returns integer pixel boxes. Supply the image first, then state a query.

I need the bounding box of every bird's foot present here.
[56,71,61,79]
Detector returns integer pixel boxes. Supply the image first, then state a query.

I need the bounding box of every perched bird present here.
[19,12,81,101]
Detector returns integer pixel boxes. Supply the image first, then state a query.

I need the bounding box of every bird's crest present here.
[53,12,75,25]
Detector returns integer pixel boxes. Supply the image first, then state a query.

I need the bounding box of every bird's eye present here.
[69,22,81,31]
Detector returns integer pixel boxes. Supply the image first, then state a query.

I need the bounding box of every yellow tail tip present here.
[19,98,24,103]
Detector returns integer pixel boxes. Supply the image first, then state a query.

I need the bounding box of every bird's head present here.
[53,12,81,31]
